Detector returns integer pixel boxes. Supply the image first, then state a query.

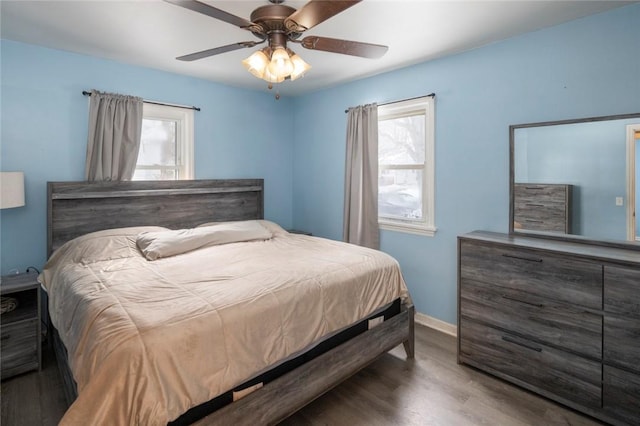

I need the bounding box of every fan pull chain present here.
[267,83,281,100]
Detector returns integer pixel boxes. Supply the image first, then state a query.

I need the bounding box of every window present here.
[133,103,194,180]
[378,96,435,236]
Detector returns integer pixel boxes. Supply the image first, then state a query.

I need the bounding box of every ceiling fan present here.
[165,0,388,84]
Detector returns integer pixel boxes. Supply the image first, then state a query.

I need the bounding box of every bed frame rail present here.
[194,303,414,425]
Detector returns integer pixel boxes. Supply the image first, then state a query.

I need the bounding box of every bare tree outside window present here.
[133,119,179,180]
[379,114,425,220]
[132,103,194,180]
[377,96,435,236]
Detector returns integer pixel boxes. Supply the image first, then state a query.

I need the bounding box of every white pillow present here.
[197,219,288,236]
[137,221,273,260]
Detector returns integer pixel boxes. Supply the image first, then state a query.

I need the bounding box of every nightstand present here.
[1,271,41,380]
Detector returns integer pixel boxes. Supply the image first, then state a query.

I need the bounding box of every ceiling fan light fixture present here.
[168,0,389,87]
[242,46,311,84]
[289,52,311,81]
[242,49,270,79]
[267,47,294,79]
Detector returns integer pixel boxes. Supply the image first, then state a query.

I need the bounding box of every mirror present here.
[510,112,640,248]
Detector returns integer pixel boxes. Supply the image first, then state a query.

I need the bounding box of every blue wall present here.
[291,4,640,324]
[514,118,638,241]
[0,40,294,273]
[2,4,640,325]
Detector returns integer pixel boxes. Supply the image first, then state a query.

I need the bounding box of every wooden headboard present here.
[47,179,264,257]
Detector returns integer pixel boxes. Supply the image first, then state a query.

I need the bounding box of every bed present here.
[43,179,414,425]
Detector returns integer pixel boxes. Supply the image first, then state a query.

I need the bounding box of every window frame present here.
[378,96,436,237]
[134,103,194,180]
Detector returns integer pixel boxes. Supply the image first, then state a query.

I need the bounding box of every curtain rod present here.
[344,92,435,113]
[82,91,201,112]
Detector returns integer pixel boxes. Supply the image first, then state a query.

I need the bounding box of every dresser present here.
[513,183,572,233]
[1,272,42,380]
[458,231,640,426]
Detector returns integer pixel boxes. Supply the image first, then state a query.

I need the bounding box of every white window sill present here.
[379,221,437,237]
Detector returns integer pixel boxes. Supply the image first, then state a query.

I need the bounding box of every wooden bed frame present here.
[46,179,415,425]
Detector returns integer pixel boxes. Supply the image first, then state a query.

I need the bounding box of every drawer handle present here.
[501,294,543,308]
[502,254,543,263]
[525,203,545,207]
[524,187,543,190]
[523,219,544,223]
[501,336,542,352]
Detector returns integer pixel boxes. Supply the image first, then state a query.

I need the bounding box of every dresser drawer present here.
[460,278,602,359]
[604,314,640,374]
[513,207,567,233]
[514,183,568,205]
[460,241,602,309]
[1,319,39,379]
[604,266,640,373]
[603,365,640,425]
[604,266,640,316]
[459,319,601,407]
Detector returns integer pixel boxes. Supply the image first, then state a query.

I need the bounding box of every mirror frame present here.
[509,112,640,251]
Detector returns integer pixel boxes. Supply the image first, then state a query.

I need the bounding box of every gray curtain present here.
[85,90,143,181]
[343,103,379,249]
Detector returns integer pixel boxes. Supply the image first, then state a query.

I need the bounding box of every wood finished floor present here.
[1,325,604,426]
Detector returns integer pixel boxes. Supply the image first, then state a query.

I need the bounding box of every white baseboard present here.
[415,311,457,337]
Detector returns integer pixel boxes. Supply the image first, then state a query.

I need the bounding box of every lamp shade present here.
[242,50,269,79]
[262,67,285,83]
[289,53,312,80]
[0,172,25,209]
[267,47,294,79]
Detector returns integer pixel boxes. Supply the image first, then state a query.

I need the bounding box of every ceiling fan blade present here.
[300,36,388,59]
[176,41,260,61]
[285,0,361,33]
[164,0,254,30]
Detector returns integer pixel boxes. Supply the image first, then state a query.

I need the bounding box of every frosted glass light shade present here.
[0,172,25,209]
[289,53,311,80]
[262,67,285,83]
[267,48,293,78]
[242,50,269,79]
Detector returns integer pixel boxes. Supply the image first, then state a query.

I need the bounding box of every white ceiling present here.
[1,0,634,97]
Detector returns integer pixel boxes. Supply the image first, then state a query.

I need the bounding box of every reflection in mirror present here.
[510,113,640,246]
